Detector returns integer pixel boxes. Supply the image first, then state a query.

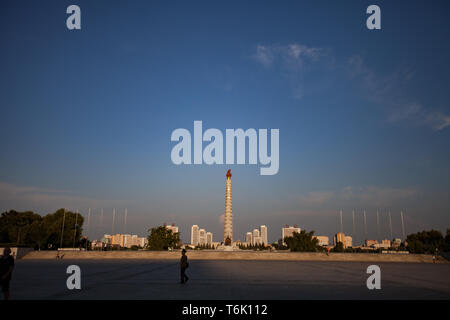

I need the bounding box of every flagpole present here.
[60,208,66,249]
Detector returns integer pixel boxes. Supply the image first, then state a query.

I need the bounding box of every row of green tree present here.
[275,229,450,254]
[0,209,86,250]
[328,242,394,253]
[271,230,319,251]
[238,243,269,250]
[406,229,450,254]
[146,226,181,250]
[144,226,450,253]
[3,212,450,254]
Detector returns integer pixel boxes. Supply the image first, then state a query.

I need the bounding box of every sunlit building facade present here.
[282,225,301,245]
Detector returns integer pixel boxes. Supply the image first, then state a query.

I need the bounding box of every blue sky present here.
[1,0,450,244]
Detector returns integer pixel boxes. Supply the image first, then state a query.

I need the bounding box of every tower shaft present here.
[224,171,233,243]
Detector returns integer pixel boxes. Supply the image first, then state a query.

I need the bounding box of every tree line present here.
[276,229,450,253]
[238,243,269,250]
[146,226,180,250]
[0,209,86,250]
[2,212,450,254]
[406,229,450,254]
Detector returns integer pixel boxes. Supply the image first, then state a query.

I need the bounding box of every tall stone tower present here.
[224,169,233,245]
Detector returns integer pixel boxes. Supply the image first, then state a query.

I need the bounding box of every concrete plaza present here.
[9,259,450,299]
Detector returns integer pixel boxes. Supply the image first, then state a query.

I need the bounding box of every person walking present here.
[0,247,15,300]
[180,249,189,284]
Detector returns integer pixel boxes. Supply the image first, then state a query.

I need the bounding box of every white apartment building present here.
[314,236,329,246]
[191,225,199,245]
[282,225,301,245]
[206,232,213,245]
[260,225,268,245]
[199,228,206,245]
[165,224,179,234]
[253,236,263,245]
[246,232,253,244]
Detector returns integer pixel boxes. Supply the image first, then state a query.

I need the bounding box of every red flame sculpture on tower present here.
[226,169,232,179]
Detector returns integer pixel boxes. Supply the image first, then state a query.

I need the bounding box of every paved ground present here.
[9,259,450,299]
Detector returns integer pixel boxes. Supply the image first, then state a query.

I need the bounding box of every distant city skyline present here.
[1,1,450,245]
[190,224,213,246]
[53,206,417,246]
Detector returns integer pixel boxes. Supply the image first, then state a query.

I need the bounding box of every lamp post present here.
[73,210,78,248]
[60,209,66,249]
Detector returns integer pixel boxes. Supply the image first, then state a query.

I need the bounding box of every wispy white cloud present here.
[0,181,121,213]
[338,186,419,207]
[348,54,449,131]
[298,185,419,209]
[253,45,274,67]
[386,104,450,131]
[348,55,365,78]
[298,191,334,206]
[387,103,422,123]
[425,112,450,131]
[253,43,324,69]
[252,43,327,99]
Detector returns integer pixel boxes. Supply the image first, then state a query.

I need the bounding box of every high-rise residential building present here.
[373,240,391,249]
[137,237,148,248]
[124,234,147,248]
[314,236,329,246]
[191,225,213,246]
[334,232,347,248]
[206,232,213,245]
[365,239,378,247]
[379,239,391,248]
[224,170,233,244]
[253,236,263,245]
[122,234,131,247]
[111,234,123,246]
[244,226,268,246]
[165,223,179,234]
[252,229,260,244]
[199,228,206,245]
[345,236,353,248]
[125,234,133,247]
[246,232,253,245]
[191,225,199,245]
[282,224,301,245]
[260,225,268,245]
[101,233,146,248]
